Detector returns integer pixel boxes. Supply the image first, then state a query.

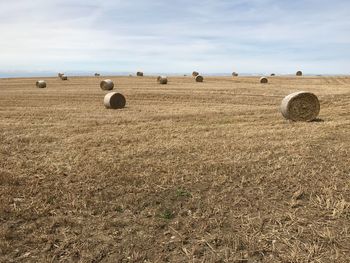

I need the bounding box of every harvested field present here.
[1,76,350,262]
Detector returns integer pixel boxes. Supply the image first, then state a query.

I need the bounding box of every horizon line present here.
[1,71,349,79]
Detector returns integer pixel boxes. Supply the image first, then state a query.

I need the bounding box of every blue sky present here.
[0,0,350,75]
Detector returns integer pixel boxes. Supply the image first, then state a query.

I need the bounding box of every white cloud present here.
[0,0,350,75]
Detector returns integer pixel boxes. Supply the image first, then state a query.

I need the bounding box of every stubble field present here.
[1,75,350,262]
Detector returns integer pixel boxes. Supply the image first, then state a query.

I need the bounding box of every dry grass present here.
[1,76,350,262]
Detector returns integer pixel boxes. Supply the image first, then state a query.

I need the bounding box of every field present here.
[1,75,350,262]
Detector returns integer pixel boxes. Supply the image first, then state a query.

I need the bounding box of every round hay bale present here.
[296,71,303,76]
[271,73,276,76]
[100,79,114,90]
[136,71,144,77]
[58,73,64,78]
[158,76,168,84]
[61,75,68,80]
[232,72,239,77]
[104,92,126,109]
[260,77,268,84]
[94,73,100,77]
[36,80,46,88]
[280,91,320,122]
[195,75,204,82]
[192,71,199,77]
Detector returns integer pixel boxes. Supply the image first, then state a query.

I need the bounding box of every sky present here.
[0,0,350,76]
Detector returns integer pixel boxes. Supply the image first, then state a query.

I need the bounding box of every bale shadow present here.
[310,118,324,122]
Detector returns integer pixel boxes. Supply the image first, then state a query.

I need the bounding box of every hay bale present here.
[271,73,276,76]
[137,71,144,77]
[232,72,239,77]
[94,73,100,77]
[260,77,268,84]
[195,75,204,82]
[192,71,199,77]
[61,75,68,80]
[296,71,303,76]
[104,92,126,109]
[100,79,114,90]
[36,80,46,88]
[280,91,320,121]
[157,76,168,84]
